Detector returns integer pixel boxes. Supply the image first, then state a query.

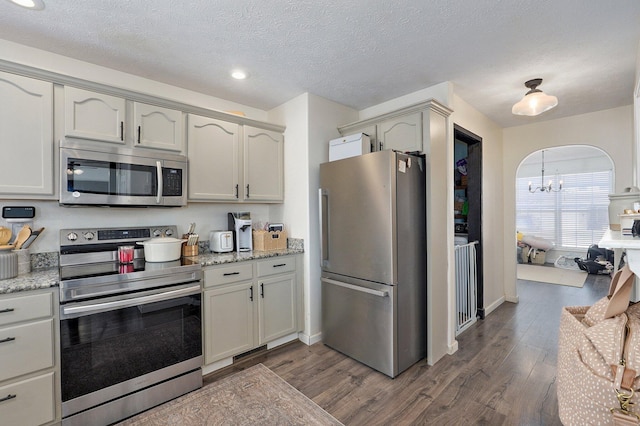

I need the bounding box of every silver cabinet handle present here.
[321,278,389,297]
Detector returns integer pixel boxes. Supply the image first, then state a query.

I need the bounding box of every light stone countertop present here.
[0,247,304,295]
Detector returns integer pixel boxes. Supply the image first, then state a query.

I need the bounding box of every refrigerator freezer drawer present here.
[321,276,397,377]
[329,133,371,162]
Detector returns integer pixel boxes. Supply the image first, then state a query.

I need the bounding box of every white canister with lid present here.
[608,187,640,230]
[0,251,18,280]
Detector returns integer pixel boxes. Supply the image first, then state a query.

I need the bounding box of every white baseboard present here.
[298,331,322,346]
[504,294,519,303]
[485,296,506,315]
[447,340,459,355]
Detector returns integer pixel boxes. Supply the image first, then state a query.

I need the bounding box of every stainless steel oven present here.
[60,144,187,207]
[58,225,202,426]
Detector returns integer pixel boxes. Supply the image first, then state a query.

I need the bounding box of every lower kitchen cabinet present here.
[204,282,255,363]
[203,254,302,367]
[0,289,60,426]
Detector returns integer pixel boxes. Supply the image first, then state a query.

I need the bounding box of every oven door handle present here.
[62,285,200,317]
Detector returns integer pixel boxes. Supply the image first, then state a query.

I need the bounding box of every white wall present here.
[503,105,634,301]
[269,93,357,344]
[0,200,271,253]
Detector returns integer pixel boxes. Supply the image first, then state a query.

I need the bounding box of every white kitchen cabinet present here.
[64,87,184,152]
[64,86,126,144]
[187,119,284,203]
[187,114,240,201]
[0,290,59,426]
[258,274,296,344]
[377,112,422,152]
[243,126,284,202]
[133,102,184,152]
[338,102,446,154]
[0,72,54,197]
[202,254,301,366]
[203,281,255,364]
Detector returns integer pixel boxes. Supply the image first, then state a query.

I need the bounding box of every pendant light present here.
[512,78,558,116]
[528,150,562,193]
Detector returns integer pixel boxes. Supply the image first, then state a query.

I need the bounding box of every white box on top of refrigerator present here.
[329,133,371,161]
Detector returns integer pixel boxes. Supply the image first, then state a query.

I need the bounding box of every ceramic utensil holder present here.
[0,251,18,280]
[15,248,30,275]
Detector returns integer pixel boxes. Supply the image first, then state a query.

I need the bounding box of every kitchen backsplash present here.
[0,200,278,254]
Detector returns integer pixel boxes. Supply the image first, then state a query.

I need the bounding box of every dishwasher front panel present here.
[321,274,397,377]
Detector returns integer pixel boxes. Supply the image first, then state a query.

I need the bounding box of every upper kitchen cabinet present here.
[187,114,240,201]
[0,71,54,197]
[377,112,422,152]
[243,126,284,202]
[338,100,451,155]
[64,86,126,144]
[133,102,184,152]
[64,87,184,153]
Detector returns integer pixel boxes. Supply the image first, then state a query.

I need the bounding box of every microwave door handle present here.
[156,161,163,204]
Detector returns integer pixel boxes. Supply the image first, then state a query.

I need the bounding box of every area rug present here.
[117,364,343,426]
[517,263,587,288]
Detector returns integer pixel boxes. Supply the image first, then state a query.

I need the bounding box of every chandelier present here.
[529,150,562,193]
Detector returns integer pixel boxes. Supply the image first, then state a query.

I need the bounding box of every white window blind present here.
[516,170,612,249]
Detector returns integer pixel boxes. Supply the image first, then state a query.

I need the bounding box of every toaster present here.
[210,230,233,253]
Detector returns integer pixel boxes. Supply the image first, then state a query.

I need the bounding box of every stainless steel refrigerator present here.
[319,149,426,378]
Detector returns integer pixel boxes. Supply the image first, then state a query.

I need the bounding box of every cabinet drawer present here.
[0,292,53,327]
[0,319,54,382]
[257,257,295,277]
[0,372,55,426]
[204,263,253,288]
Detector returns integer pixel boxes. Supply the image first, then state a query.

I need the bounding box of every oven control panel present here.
[60,225,178,246]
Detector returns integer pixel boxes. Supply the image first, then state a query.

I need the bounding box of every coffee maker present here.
[228,212,252,252]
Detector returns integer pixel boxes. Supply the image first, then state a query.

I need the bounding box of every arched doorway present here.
[515,145,614,271]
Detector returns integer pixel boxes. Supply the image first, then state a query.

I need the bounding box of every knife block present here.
[181,242,198,257]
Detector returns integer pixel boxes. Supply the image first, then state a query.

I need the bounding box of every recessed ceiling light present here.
[231,70,248,80]
[8,0,45,10]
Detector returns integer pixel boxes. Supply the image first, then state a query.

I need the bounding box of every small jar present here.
[118,246,135,264]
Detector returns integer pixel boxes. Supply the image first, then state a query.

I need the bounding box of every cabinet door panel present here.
[134,103,183,152]
[204,282,254,363]
[378,112,422,152]
[243,126,284,202]
[258,274,296,344]
[0,292,52,327]
[0,318,54,382]
[0,372,55,426]
[0,72,53,195]
[187,115,240,200]
[64,86,125,144]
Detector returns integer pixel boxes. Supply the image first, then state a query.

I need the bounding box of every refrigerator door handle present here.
[319,188,329,267]
[322,278,389,298]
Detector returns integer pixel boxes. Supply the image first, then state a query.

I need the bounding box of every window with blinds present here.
[516,170,613,249]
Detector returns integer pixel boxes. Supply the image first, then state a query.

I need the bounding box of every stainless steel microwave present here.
[60,145,187,207]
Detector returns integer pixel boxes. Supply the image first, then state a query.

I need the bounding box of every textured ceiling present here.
[0,0,639,127]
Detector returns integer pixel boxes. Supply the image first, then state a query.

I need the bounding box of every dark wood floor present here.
[204,272,611,425]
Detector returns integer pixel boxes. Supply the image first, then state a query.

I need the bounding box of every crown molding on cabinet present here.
[0,59,285,133]
[338,99,452,134]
